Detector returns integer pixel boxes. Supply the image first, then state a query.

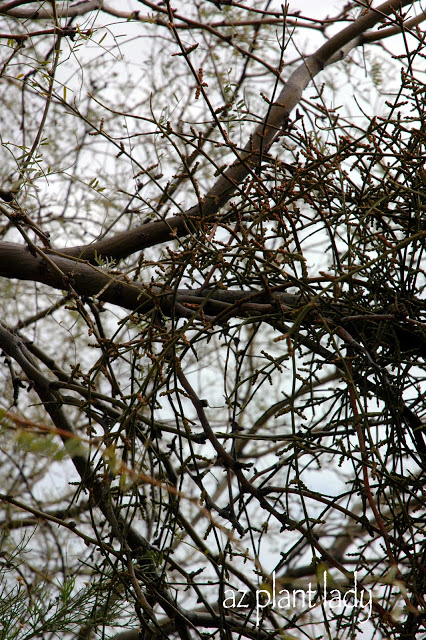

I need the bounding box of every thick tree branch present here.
[0,240,302,314]
[61,216,191,262]
[0,0,102,18]
[58,0,413,264]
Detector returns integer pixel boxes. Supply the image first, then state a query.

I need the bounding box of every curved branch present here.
[0,241,302,314]
[1,1,413,266]
[0,242,153,310]
[170,0,413,215]
[58,0,413,264]
[364,8,426,43]
[61,215,189,262]
[0,0,101,18]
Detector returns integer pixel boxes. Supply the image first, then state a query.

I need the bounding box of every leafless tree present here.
[0,2,425,639]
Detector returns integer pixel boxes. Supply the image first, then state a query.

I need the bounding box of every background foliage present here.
[0,2,425,639]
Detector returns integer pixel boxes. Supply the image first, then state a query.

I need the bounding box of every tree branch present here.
[0,0,102,18]
[56,0,414,264]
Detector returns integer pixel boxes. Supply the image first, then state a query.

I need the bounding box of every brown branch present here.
[0,240,303,314]
[2,1,413,268]
[0,0,102,18]
[182,0,414,217]
[0,241,154,310]
[56,0,414,265]
[0,493,112,549]
[364,8,426,43]
[61,215,190,262]
[0,26,85,40]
